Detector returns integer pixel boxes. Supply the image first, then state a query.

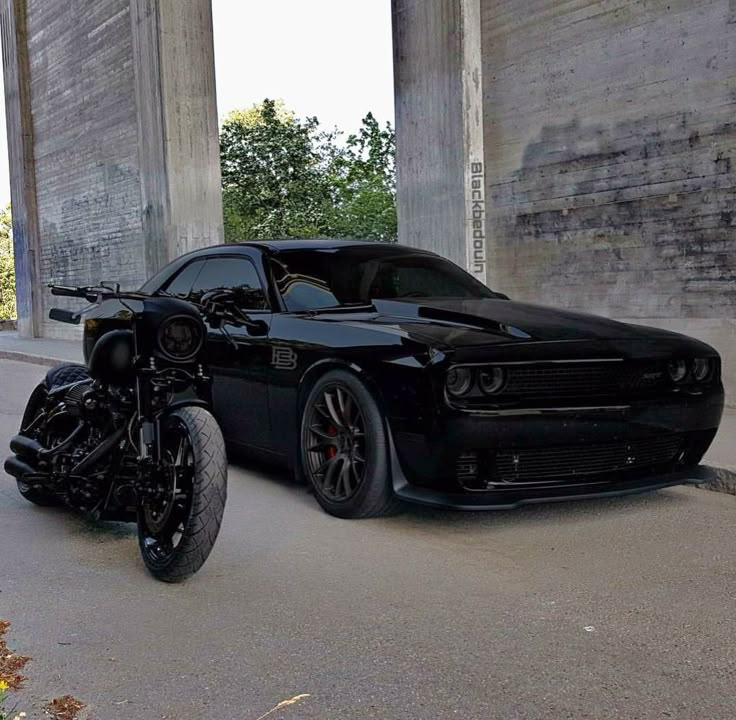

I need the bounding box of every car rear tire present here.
[300,370,402,519]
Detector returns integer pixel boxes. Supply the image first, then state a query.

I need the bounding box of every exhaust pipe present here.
[10,434,45,460]
[4,454,38,479]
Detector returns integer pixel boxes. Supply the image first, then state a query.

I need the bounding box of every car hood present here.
[363,298,715,358]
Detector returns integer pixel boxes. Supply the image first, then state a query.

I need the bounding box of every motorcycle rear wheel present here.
[16,382,60,507]
[137,406,227,583]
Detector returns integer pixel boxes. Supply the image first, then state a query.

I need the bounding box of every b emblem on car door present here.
[272,346,298,370]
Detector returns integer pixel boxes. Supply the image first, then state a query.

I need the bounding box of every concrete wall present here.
[393,0,735,404]
[1,0,223,339]
[480,0,735,403]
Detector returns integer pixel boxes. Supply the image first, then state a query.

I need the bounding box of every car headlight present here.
[446,367,473,397]
[158,315,204,362]
[479,367,506,394]
[692,358,713,383]
[667,359,688,383]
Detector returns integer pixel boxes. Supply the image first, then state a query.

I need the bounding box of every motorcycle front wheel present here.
[137,406,227,583]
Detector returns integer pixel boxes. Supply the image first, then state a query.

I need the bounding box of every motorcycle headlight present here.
[667,359,688,384]
[479,367,506,395]
[158,315,204,362]
[692,358,713,383]
[446,367,473,397]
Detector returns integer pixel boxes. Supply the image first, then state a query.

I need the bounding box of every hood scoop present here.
[373,299,532,340]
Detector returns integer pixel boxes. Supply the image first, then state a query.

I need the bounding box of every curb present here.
[0,349,66,368]
[700,465,736,497]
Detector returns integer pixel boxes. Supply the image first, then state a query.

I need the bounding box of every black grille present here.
[501,361,668,399]
[493,434,684,487]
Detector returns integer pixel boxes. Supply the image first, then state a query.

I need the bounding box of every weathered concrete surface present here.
[393,0,735,397]
[481,0,735,391]
[1,0,223,339]
[2,357,736,719]
[392,0,464,265]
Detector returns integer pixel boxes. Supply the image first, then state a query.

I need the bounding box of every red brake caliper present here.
[327,425,338,459]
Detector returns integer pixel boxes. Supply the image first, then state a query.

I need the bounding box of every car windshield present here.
[271,247,497,311]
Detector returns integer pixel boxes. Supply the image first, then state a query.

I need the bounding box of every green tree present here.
[0,206,15,320]
[220,99,335,241]
[327,113,397,242]
[219,100,397,243]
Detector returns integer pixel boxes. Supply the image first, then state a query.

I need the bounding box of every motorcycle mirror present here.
[49,308,81,325]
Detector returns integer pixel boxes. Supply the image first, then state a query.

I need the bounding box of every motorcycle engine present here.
[64,383,102,418]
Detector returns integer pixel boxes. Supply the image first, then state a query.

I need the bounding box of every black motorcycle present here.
[4,283,235,582]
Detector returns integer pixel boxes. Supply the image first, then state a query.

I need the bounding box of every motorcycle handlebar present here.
[50,285,87,298]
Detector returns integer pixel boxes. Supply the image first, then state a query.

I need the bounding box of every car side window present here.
[162,259,207,298]
[189,257,268,310]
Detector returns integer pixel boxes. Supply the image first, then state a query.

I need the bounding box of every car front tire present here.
[300,369,402,519]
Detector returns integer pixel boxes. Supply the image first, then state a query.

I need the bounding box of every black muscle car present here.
[82,239,724,518]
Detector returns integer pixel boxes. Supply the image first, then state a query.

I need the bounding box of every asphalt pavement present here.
[1,358,735,720]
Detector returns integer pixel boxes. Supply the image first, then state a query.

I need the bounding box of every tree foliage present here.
[220,100,396,243]
[220,99,335,241]
[0,206,15,320]
[326,113,396,242]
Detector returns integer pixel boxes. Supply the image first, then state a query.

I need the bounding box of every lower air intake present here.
[493,434,684,486]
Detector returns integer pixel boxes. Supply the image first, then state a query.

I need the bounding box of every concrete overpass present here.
[1,0,734,395]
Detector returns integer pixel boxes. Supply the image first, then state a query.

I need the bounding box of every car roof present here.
[139,238,436,292]
[233,238,430,253]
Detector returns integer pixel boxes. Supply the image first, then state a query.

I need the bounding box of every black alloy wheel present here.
[304,383,367,502]
[137,406,227,582]
[139,420,195,565]
[300,370,402,519]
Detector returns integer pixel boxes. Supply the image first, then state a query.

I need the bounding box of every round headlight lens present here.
[667,359,688,383]
[692,358,712,383]
[158,316,204,361]
[479,367,506,394]
[446,367,473,397]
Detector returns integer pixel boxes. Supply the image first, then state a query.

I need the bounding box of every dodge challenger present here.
[81,239,724,518]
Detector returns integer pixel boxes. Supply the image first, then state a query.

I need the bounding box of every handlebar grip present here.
[50,285,85,298]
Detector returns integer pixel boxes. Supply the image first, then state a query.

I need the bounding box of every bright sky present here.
[0,0,395,208]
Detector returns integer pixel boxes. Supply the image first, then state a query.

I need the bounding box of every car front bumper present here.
[387,388,724,510]
[392,463,715,510]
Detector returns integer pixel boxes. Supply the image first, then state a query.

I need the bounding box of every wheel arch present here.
[294,358,396,477]
[296,358,389,419]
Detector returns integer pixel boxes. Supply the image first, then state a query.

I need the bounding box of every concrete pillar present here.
[0,0,41,336]
[1,0,223,338]
[392,0,487,284]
